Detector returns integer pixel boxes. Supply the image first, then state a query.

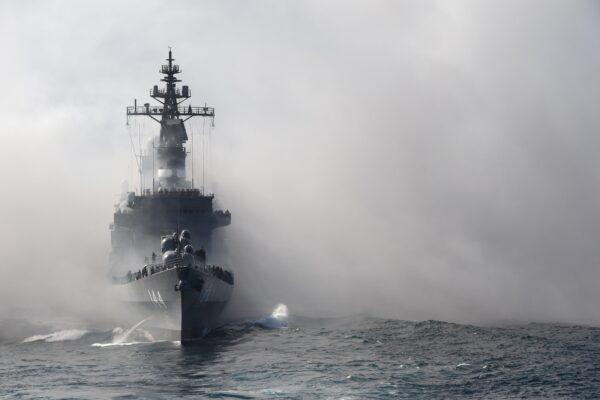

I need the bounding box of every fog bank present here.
[1,1,600,325]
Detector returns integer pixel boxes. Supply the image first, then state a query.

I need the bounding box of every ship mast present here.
[126,49,214,192]
[127,48,215,122]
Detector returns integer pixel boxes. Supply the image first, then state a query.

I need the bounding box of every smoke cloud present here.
[1,1,600,326]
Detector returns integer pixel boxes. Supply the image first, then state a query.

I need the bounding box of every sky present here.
[1,0,600,325]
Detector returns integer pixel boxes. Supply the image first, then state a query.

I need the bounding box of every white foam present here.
[91,341,144,347]
[23,329,88,343]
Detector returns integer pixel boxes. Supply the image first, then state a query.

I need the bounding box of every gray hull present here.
[115,265,233,343]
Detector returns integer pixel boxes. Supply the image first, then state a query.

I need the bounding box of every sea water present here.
[2,307,600,399]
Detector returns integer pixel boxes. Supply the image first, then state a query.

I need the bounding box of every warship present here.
[109,49,233,343]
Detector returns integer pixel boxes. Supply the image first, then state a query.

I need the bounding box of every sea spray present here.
[113,317,151,344]
[23,329,88,343]
[92,317,152,347]
[255,304,288,329]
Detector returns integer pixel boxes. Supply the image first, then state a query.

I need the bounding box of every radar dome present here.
[161,237,175,253]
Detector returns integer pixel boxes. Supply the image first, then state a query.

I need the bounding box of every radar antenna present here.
[126,49,215,124]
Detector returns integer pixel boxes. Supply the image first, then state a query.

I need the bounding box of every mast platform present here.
[126,105,214,119]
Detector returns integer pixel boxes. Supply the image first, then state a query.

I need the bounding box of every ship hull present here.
[114,266,233,343]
